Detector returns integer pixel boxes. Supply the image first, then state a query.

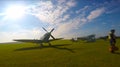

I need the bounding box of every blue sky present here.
[0,0,120,43]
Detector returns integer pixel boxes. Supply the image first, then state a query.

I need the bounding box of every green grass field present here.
[0,39,120,67]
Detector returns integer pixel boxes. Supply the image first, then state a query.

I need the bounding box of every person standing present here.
[108,29,118,53]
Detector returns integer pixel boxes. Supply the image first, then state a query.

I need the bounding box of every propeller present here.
[42,27,48,32]
[42,27,55,39]
[50,34,55,40]
[50,28,54,33]
[50,28,55,39]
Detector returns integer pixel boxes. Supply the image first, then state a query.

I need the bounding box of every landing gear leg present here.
[40,43,43,47]
[48,43,51,46]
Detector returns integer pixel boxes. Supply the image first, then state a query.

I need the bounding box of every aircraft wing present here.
[14,39,42,43]
[49,38,63,41]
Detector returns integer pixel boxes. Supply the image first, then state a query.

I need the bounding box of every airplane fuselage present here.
[40,33,51,42]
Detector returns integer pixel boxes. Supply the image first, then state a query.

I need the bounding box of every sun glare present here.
[5,5,26,20]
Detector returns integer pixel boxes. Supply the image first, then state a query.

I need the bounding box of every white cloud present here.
[53,16,85,37]
[58,0,67,4]
[66,0,76,7]
[54,14,70,24]
[87,8,105,21]
[76,6,89,14]
[27,0,76,24]
[62,14,70,21]
[81,18,87,22]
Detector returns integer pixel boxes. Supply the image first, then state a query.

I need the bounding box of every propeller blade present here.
[50,28,54,33]
[42,27,48,32]
[50,35,55,40]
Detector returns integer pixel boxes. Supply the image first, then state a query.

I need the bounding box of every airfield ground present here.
[0,39,120,67]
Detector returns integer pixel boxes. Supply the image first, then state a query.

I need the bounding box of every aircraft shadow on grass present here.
[113,52,120,55]
[14,44,75,53]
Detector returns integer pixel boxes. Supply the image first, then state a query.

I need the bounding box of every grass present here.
[0,39,120,67]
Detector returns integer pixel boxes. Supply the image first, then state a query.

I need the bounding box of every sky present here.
[0,0,120,43]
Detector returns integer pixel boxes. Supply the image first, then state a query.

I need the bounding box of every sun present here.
[5,5,26,20]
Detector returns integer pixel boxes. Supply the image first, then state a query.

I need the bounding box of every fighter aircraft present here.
[77,34,96,42]
[14,27,63,47]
